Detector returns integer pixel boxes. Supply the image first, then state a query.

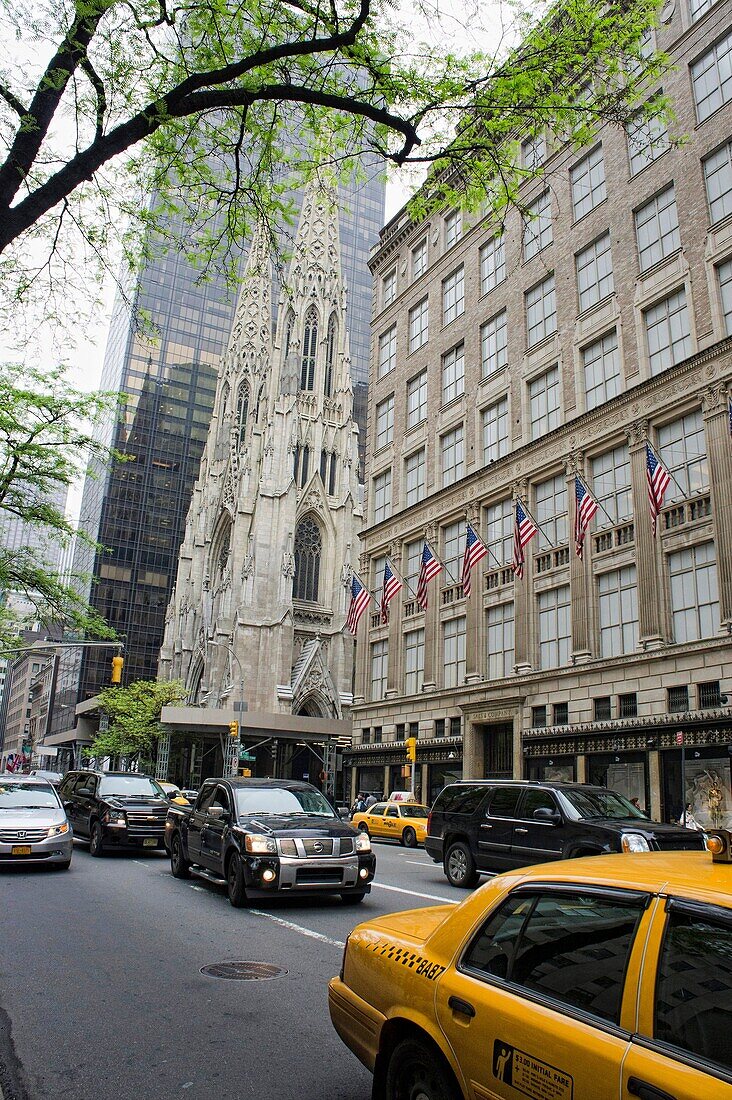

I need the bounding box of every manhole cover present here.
[200,962,288,981]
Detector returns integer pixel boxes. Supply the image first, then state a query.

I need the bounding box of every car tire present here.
[358,823,370,835]
[401,826,418,848]
[226,853,248,908]
[384,1037,462,1100]
[444,841,479,888]
[340,891,367,905]
[89,821,105,857]
[170,834,191,879]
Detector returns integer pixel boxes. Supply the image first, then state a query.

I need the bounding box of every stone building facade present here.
[348,0,732,827]
[159,181,362,785]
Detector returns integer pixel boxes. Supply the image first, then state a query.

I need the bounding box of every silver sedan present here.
[0,775,73,869]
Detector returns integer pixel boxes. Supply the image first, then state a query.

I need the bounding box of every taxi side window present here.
[463,889,646,1024]
[654,906,732,1072]
[370,803,387,816]
[385,806,398,817]
[487,787,522,818]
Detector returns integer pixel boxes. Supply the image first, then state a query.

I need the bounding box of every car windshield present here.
[400,805,429,818]
[563,788,647,820]
[235,787,337,817]
[98,776,164,798]
[0,782,59,809]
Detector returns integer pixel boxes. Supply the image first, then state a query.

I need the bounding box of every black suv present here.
[425,780,706,887]
[59,770,170,855]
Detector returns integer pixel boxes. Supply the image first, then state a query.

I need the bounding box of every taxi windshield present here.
[235,787,336,817]
[0,782,60,808]
[400,805,429,818]
[563,788,647,820]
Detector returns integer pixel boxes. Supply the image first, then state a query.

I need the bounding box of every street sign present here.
[239,750,256,762]
[37,745,58,757]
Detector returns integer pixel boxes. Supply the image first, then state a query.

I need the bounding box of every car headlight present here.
[47,822,70,838]
[621,832,650,853]
[355,832,371,852]
[244,834,277,855]
[103,810,126,824]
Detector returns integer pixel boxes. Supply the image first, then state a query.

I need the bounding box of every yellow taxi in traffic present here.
[351,801,429,848]
[157,781,190,805]
[329,835,732,1100]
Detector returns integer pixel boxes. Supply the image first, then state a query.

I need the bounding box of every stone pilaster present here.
[385,542,403,697]
[422,524,440,691]
[513,482,533,672]
[628,421,664,647]
[568,457,592,661]
[465,504,483,683]
[702,382,732,628]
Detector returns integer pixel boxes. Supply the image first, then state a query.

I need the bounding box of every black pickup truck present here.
[165,777,376,906]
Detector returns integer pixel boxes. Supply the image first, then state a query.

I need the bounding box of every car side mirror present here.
[533,807,561,824]
[77,787,92,798]
[208,805,226,820]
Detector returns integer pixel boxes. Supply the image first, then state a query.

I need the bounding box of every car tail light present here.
[427,811,432,834]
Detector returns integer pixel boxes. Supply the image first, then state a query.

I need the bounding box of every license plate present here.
[11,845,32,856]
[142,838,157,847]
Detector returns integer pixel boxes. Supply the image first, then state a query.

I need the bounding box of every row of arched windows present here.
[286,307,338,397]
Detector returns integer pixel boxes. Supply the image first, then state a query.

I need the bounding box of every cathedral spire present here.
[221,220,272,390]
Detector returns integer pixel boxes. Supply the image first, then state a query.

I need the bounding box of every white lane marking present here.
[189,884,208,893]
[248,909,345,948]
[405,860,433,867]
[371,882,458,904]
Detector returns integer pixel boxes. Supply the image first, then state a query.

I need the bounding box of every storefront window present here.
[428,763,462,806]
[588,753,648,814]
[357,767,385,800]
[662,749,732,828]
[525,758,575,782]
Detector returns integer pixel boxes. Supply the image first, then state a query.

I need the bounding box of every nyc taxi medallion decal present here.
[366,939,446,981]
[492,1040,573,1100]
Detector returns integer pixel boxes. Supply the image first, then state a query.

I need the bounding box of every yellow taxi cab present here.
[157,781,190,806]
[351,801,429,848]
[329,832,732,1100]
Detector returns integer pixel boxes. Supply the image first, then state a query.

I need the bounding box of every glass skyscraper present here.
[57,169,384,723]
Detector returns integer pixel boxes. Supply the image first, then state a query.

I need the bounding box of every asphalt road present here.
[0,835,466,1100]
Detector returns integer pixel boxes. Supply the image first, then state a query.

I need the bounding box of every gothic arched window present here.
[236,383,249,445]
[293,516,322,602]
[220,381,230,420]
[324,314,337,397]
[300,306,318,391]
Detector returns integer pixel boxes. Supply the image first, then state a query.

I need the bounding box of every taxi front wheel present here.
[444,841,479,888]
[384,1037,462,1100]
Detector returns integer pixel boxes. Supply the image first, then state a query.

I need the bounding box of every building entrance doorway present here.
[480,722,513,778]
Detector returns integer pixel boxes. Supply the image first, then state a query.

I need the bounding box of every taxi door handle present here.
[628,1077,677,1100]
[448,996,475,1019]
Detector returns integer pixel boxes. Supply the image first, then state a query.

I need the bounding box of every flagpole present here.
[516,495,555,550]
[647,440,687,502]
[425,538,458,586]
[386,557,418,602]
[465,513,505,571]
[576,473,616,528]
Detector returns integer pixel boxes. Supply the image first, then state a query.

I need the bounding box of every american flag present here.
[646,444,671,536]
[416,542,443,610]
[574,476,599,559]
[380,560,403,624]
[345,573,371,634]
[511,499,538,579]
[675,730,684,745]
[461,522,489,597]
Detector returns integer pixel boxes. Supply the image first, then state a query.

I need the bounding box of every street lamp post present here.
[208,640,245,778]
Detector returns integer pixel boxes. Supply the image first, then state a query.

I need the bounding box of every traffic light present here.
[405,736,417,763]
[401,764,411,780]
[228,721,239,739]
[111,655,124,684]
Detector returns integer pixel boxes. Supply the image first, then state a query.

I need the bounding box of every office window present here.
[487,498,513,566]
[525,275,556,347]
[594,696,612,721]
[689,0,713,20]
[441,425,464,487]
[373,469,391,523]
[703,142,732,224]
[692,30,732,122]
[482,396,509,464]
[372,554,386,604]
[444,210,461,249]
[481,310,508,378]
[571,146,606,220]
[644,288,691,375]
[523,190,552,260]
[598,566,639,657]
[698,681,722,708]
[404,629,425,694]
[407,369,427,427]
[535,473,568,548]
[442,342,465,403]
[443,520,463,584]
[657,409,708,501]
[538,586,571,669]
[378,325,397,379]
[487,602,514,678]
[405,448,426,507]
[409,297,429,352]
[521,131,546,171]
[619,693,638,718]
[583,330,621,410]
[371,639,388,701]
[443,617,466,688]
[668,685,689,712]
[450,716,461,738]
[382,268,396,307]
[434,718,446,739]
[627,106,670,174]
[576,232,614,312]
[405,539,423,592]
[375,394,394,449]
[532,705,547,728]
[669,542,719,642]
[591,445,632,526]
[480,234,506,294]
[442,267,465,325]
[554,703,569,725]
[718,257,732,335]
[411,237,427,281]
[635,186,680,272]
[529,365,560,440]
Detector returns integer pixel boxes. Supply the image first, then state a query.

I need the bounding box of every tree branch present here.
[80,56,108,142]
[0,81,27,118]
